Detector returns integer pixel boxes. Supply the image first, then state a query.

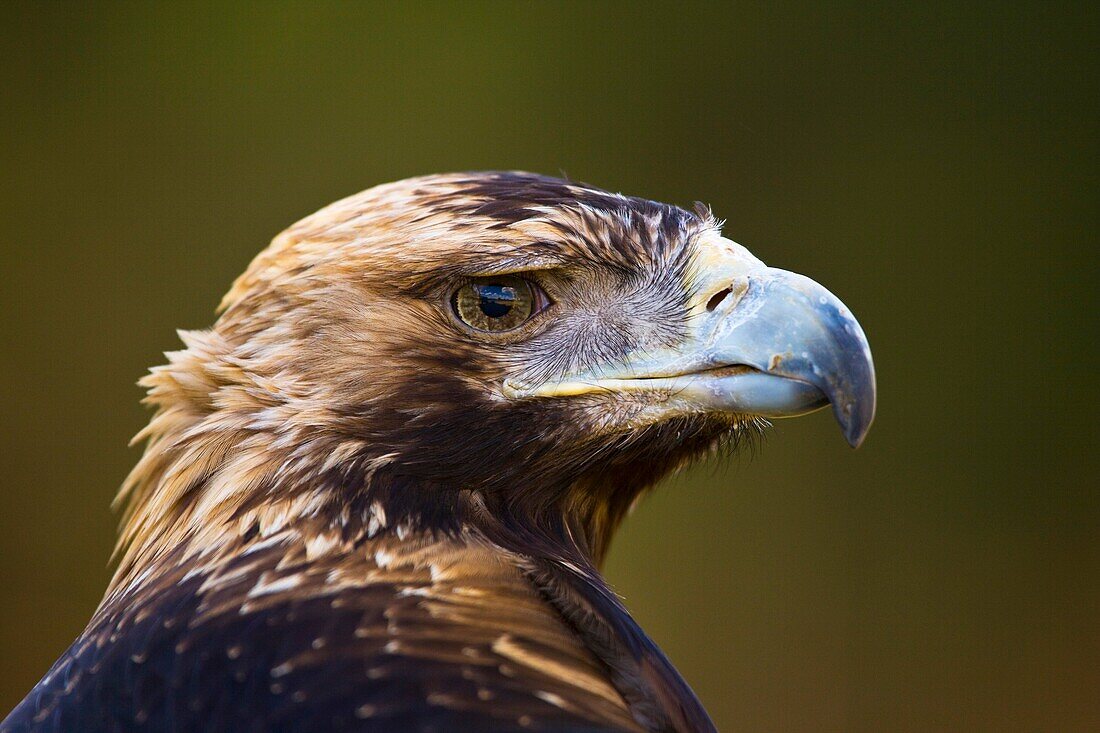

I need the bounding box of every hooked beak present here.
[504,238,877,447]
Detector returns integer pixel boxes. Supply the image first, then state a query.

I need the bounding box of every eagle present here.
[2,172,875,733]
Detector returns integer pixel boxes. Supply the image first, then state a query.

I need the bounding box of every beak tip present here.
[836,398,875,448]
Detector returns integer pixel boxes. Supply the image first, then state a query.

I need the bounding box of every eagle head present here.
[117,170,874,581]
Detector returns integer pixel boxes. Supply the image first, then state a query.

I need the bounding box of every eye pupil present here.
[477,285,515,319]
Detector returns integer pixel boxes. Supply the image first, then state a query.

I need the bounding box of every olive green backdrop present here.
[1,2,1095,731]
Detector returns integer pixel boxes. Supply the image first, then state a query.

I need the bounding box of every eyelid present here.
[459,265,560,282]
[528,279,552,315]
[457,254,571,278]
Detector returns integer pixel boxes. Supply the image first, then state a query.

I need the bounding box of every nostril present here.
[706,287,733,312]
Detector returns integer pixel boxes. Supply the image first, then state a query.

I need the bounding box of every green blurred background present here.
[1,2,1095,730]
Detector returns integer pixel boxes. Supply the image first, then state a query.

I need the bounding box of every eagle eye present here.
[453,275,545,332]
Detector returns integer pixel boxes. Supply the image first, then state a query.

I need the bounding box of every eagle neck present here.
[469,501,716,733]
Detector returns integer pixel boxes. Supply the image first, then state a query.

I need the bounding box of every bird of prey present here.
[2,172,875,733]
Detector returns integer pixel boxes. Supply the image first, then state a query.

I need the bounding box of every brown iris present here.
[453,276,539,332]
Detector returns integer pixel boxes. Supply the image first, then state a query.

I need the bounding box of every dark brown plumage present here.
[2,172,874,733]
